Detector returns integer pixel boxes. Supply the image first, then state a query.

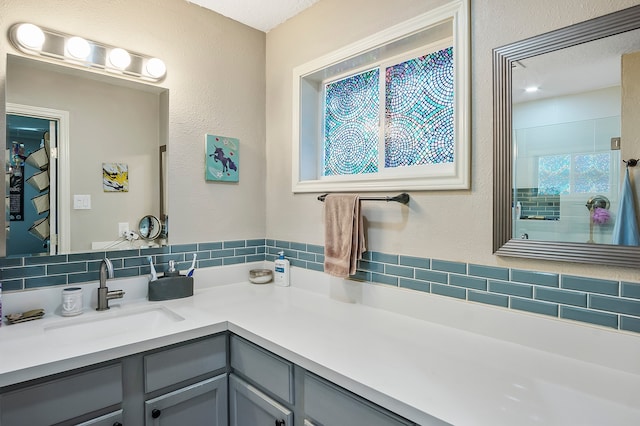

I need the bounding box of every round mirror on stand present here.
[138,215,161,240]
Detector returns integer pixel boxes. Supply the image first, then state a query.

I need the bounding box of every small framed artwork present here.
[103,163,129,192]
[205,134,239,182]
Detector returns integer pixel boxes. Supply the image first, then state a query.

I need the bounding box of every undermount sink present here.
[43,305,185,340]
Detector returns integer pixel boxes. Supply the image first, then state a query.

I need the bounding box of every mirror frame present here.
[493,4,640,268]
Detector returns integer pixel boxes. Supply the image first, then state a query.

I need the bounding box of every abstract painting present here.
[205,134,239,182]
[103,163,129,192]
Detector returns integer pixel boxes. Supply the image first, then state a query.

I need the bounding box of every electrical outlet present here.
[118,222,129,237]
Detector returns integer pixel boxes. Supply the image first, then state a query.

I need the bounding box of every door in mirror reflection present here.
[6,113,58,256]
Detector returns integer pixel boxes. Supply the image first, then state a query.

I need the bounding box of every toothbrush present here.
[186,253,197,277]
[148,256,158,281]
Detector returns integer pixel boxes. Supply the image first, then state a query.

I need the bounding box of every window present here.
[538,152,612,195]
[292,0,469,192]
[323,47,455,178]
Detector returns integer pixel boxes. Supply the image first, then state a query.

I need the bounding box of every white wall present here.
[0,0,267,252]
[265,0,640,281]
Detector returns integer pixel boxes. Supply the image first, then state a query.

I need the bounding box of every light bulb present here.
[145,58,166,79]
[16,23,45,50]
[108,48,131,69]
[66,36,91,60]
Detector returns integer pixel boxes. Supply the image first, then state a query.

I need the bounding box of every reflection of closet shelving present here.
[24,133,51,240]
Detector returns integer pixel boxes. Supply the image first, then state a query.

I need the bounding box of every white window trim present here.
[292,0,470,193]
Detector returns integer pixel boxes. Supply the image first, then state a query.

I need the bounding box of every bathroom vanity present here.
[0,265,638,425]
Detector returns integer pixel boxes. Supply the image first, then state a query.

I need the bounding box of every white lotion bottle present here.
[274,251,290,287]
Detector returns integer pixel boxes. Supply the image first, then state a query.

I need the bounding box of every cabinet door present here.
[230,334,294,404]
[144,334,226,393]
[0,363,122,426]
[144,374,227,426]
[76,409,124,426]
[304,373,413,426]
[229,374,293,426]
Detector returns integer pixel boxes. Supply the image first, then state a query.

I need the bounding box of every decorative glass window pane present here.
[573,153,610,193]
[385,47,454,168]
[538,155,570,195]
[323,69,379,176]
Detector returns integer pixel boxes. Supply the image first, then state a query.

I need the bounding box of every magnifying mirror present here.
[138,215,161,240]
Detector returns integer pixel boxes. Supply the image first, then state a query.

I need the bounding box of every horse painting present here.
[210,146,237,173]
[205,135,240,182]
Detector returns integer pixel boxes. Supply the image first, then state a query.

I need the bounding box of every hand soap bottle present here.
[274,251,290,287]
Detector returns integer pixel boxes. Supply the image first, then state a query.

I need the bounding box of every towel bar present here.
[317,193,409,204]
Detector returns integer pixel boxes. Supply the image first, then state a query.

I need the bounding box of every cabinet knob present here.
[275,420,285,426]
[113,423,122,426]
[152,408,162,418]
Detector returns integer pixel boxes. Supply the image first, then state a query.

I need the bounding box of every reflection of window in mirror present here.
[510,28,640,245]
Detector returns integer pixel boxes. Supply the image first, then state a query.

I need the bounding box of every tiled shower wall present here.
[515,187,560,219]
[2,238,639,334]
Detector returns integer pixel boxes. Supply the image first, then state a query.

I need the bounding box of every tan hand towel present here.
[323,194,366,278]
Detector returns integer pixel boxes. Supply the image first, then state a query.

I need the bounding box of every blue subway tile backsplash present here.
[431,259,467,274]
[560,306,618,329]
[620,316,640,333]
[621,282,640,299]
[511,269,559,287]
[562,275,619,296]
[511,297,558,317]
[468,290,509,308]
[2,238,640,335]
[431,282,466,299]
[535,287,587,308]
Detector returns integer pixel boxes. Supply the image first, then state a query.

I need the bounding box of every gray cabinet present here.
[304,372,414,426]
[229,374,293,426]
[144,334,227,393]
[143,335,228,425]
[230,335,294,404]
[144,374,227,425]
[0,363,122,426]
[229,334,414,426]
[1,331,416,426]
[76,409,124,426]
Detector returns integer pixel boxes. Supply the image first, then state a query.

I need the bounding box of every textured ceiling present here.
[187,0,320,32]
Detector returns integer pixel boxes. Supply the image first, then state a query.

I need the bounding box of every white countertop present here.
[1,264,639,425]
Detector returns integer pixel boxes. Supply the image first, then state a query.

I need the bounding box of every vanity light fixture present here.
[15,23,45,50]
[108,47,132,69]
[146,57,167,79]
[8,23,167,82]
[65,36,91,60]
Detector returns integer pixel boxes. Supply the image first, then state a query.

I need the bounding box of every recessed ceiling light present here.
[525,86,539,93]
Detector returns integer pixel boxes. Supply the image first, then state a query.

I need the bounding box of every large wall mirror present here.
[5,54,169,257]
[493,5,640,267]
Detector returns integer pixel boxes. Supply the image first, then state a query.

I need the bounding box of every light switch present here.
[73,194,91,210]
[611,137,621,150]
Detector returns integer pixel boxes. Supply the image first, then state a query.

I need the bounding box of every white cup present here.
[61,287,83,316]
